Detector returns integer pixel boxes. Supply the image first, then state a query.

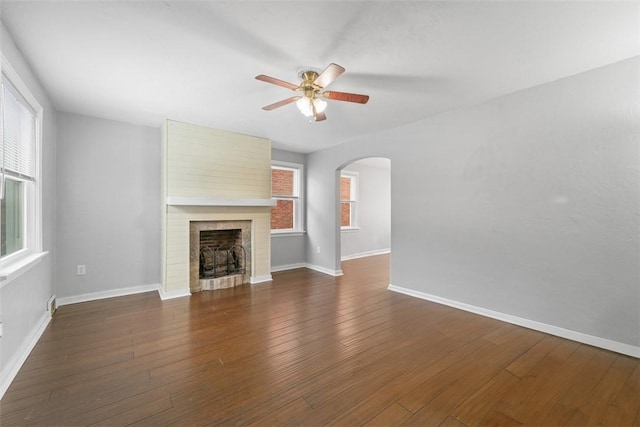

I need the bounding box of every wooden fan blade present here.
[255,75,299,91]
[313,63,345,88]
[311,101,326,122]
[324,91,370,104]
[262,96,300,111]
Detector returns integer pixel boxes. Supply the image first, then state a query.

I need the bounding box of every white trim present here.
[0,251,48,287]
[57,283,160,306]
[1,53,44,276]
[166,197,276,207]
[272,160,303,169]
[0,310,50,400]
[387,284,640,358]
[271,230,306,237]
[271,263,307,272]
[340,227,360,233]
[341,248,390,261]
[1,55,41,112]
[305,263,344,277]
[250,274,273,284]
[157,286,191,301]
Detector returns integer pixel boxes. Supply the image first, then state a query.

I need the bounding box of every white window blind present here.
[1,81,36,182]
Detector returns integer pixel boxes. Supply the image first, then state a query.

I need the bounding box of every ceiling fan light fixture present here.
[256,63,369,121]
[296,96,327,117]
[314,97,327,113]
[296,97,313,117]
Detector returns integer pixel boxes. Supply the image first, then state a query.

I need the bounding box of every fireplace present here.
[161,120,273,298]
[190,220,252,291]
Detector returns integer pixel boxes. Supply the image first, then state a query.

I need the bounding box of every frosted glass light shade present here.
[314,97,327,113]
[296,97,313,117]
[296,96,327,117]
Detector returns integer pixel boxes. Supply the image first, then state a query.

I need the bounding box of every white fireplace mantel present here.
[166,197,277,207]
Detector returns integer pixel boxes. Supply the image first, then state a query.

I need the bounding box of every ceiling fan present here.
[255,63,369,122]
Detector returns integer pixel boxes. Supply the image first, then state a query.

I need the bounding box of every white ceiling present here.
[1,1,638,153]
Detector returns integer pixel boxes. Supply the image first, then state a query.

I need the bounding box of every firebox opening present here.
[199,229,246,279]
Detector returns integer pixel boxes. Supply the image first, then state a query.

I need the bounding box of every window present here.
[1,54,43,277]
[340,172,357,229]
[2,178,25,256]
[271,161,303,233]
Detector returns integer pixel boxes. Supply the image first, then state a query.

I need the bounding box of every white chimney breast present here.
[160,120,273,296]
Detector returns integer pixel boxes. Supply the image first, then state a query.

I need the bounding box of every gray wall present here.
[341,159,391,259]
[2,19,636,385]
[0,22,57,386]
[54,121,306,295]
[306,57,640,348]
[270,148,307,269]
[55,112,160,299]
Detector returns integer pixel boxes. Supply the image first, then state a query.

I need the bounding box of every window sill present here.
[341,227,361,233]
[271,230,306,237]
[0,251,49,288]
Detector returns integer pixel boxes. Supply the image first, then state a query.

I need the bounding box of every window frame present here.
[270,160,305,235]
[340,171,358,230]
[0,53,45,286]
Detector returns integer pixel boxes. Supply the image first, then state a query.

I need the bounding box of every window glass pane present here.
[341,202,351,227]
[1,178,24,256]
[272,168,294,197]
[340,176,351,201]
[271,199,294,230]
[271,163,303,232]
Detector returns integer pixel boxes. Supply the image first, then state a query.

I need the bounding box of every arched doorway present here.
[337,157,391,272]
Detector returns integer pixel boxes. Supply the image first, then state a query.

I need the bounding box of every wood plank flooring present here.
[1,254,638,426]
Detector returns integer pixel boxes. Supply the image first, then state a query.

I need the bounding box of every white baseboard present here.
[272,263,343,277]
[271,263,307,273]
[273,254,392,276]
[250,275,273,284]
[57,283,161,306]
[157,286,191,300]
[272,249,390,276]
[387,284,640,358]
[0,311,51,400]
[305,264,343,277]
[341,248,390,261]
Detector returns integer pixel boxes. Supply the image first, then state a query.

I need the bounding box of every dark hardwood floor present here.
[1,254,638,426]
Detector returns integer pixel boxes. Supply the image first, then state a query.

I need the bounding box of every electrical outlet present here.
[316,245,321,254]
[77,265,86,275]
